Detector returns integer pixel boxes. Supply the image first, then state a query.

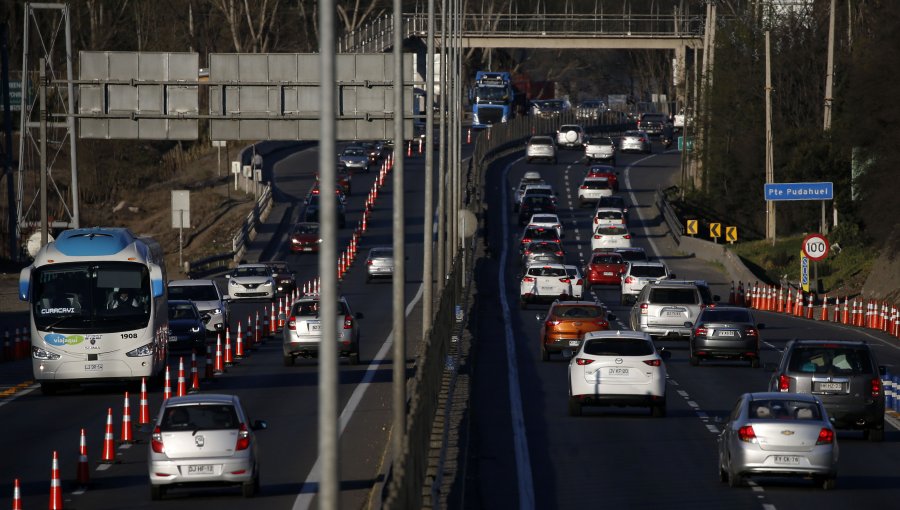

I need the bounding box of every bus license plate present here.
[773,456,800,465]
[607,367,629,376]
[187,465,214,475]
[85,363,103,371]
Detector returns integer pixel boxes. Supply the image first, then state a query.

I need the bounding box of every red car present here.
[290,222,321,253]
[584,250,626,288]
[314,167,352,196]
[586,165,619,192]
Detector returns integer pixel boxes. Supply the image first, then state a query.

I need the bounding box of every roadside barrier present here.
[225,328,234,366]
[121,392,133,444]
[235,325,245,360]
[214,334,224,374]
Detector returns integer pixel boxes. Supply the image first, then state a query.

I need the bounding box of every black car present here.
[304,193,347,228]
[167,300,207,351]
[518,196,557,226]
[263,261,296,296]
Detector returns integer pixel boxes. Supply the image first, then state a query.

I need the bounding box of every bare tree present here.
[210,0,282,52]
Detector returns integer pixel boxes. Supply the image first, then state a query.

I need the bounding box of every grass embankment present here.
[729,235,876,295]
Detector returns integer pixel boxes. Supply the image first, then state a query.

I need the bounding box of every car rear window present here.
[749,400,822,421]
[583,180,610,190]
[595,210,622,220]
[526,267,566,277]
[699,309,752,323]
[530,137,553,145]
[630,265,666,278]
[584,338,654,356]
[597,226,627,235]
[292,301,349,317]
[598,197,626,208]
[167,284,219,302]
[649,288,698,304]
[552,305,602,318]
[528,242,561,253]
[160,404,239,431]
[787,346,873,375]
[591,138,613,146]
[616,250,647,261]
[592,254,623,264]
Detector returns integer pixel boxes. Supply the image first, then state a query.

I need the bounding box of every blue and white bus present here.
[19,227,168,394]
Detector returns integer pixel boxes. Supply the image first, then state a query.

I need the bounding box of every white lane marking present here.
[696,411,709,420]
[687,401,699,408]
[762,505,777,510]
[677,390,689,398]
[119,444,132,450]
[97,464,111,471]
[293,282,425,510]
[0,385,38,408]
[498,157,536,510]
[706,424,720,434]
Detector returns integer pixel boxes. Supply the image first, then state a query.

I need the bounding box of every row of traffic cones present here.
[1,327,31,362]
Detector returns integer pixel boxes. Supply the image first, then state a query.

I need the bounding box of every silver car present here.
[629,280,717,339]
[167,279,228,333]
[227,264,275,301]
[282,296,363,365]
[365,246,394,282]
[525,136,557,164]
[338,145,370,172]
[149,394,266,499]
[619,130,652,154]
[619,261,672,305]
[718,392,838,489]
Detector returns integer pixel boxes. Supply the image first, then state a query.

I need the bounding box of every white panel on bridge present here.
[209,53,414,141]
[78,52,199,140]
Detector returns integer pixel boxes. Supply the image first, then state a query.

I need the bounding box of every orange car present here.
[537,300,616,361]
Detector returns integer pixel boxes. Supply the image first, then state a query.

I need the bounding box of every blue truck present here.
[470,71,515,129]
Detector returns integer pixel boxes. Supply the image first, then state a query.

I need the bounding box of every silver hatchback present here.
[366,246,394,282]
[282,296,363,365]
[149,394,266,499]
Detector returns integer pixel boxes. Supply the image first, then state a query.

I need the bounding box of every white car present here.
[518,184,556,212]
[528,213,564,239]
[526,136,557,164]
[512,173,546,210]
[227,264,276,300]
[591,224,632,251]
[577,177,613,207]
[563,265,585,299]
[620,130,652,154]
[568,330,670,417]
[584,136,616,164]
[620,261,672,305]
[592,207,626,226]
[520,263,576,308]
[556,124,585,150]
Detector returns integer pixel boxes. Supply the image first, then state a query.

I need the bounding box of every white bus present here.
[19,227,168,394]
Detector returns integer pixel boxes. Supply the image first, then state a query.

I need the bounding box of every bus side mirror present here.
[149,264,165,298]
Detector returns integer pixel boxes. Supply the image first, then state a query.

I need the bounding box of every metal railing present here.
[340,12,705,53]
[232,184,272,262]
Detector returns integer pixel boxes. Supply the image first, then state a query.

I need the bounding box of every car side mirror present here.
[607,313,617,321]
[659,348,672,360]
[252,420,268,431]
[355,312,364,320]
[757,323,765,329]
[764,363,778,372]
[683,321,693,328]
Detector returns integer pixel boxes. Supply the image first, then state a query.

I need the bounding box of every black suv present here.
[768,339,886,441]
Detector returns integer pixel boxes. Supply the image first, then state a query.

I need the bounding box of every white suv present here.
[556,124,585,150]
[520,263,577,308]
[620,261,672,305]
[526,136,557,164]
[167,279,228,333]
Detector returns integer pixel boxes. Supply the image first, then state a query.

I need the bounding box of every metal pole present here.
[63,4,79,228]
[765,31,776,242]
[450,0,459,259]
[391,0,407,468]
[39,58,47,246]
[1,22,16,259]
[423,0,435,331]
[317,0,339,507]
[823,0,835,131]
[179,210,183,269]
[436,0,448,294]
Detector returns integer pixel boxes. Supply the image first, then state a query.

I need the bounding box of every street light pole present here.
[423,0,435,332]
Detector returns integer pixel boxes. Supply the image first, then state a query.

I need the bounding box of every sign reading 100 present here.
[802,233,830,262]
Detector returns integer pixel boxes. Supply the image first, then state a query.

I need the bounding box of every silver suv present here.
[620,261,673,305]
[525,136,557,164]
[556,124,585,150]
[767,339,886,441]
[629,280,717,339]
[282,295,363,365]
[167,279,228,333]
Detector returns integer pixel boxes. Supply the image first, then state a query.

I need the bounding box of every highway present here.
[0,139,472,509]
[466,138,900,510]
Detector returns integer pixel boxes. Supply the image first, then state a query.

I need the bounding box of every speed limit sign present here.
[802,233,830,261]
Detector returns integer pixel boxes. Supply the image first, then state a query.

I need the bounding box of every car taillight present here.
[744,328,758,337]
[545,320,560,327]
[595,320,609,329]
[643,359,662,367]
[288,316,296,329]
[816,428,835,445]
[523,250,531,256]
[366,260,374,265]
[624,276,634,284]
[871,377,882,398]
[575,358,593,365]
[576,279,583,286]
[594,218,599,224]
[623,234,631,239]
[738,425,757,443]
[579,185,588,189]
[640,303,649,314]
[555,251,563,256]
[778,374,792,392]
[523,277,535,283]
[694,326,707,337]
[522,238,531,244]
[151,426,164,453]
[594,235,602,239]
[343,315,353,329]
[559,278,570,283]
[235,423,251,451]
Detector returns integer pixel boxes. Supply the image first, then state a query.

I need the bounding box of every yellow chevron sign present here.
[725,226,738,243]
[709,223,721,238]
[686,219,698,235]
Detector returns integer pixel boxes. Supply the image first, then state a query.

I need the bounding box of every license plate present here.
[607,367,629,376]
[309,323,321,331]
[603,272,613,276]
[84,363,103,371]
[187,464,215,475]
[773,456,800,465]
[817,382,844,391]
[568,340,580,347]
[664,311,683,317]
[539,286,556,292]
[717,330,736,337]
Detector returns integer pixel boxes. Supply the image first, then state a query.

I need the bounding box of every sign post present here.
[802,233,830,294]
[800,252,810,293]
[171,190,190,269]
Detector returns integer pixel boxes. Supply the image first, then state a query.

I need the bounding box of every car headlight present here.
[126,343,155,357]
[33,346,61,360]
[190,326,201,333]
[263,281,273,287]
[212,308,222,316]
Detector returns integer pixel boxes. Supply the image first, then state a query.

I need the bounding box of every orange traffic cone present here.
[121,391,133,444]
[466,129,471,144]
[406,140,412,157]
[235,324,244,359]
[270,305,277,335]
[190,351,200,392]
[728,282,735,305]
[12,478,22,510]
[224,328,234,366]
[841,297,849,324]
[76,428,90,488]
[255,312,261,345]
[737,282,745,307]
[163,366,172,401]
[49,451,62,509]
[101,408,116,463]
[205,343,214,379]
[820,295,828,321]
[176,357,186,397]
[214,333,225,374]
[806,293,814,319]
[139,377,150,425]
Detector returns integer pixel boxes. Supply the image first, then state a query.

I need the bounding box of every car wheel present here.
[750,357,760,369]
[150,484,166,501]
[867,426,884,442]
[818,475,837,490]
[568,397,582,417]
[283,355,294,367]
[540,344,549,362]
[349,352,360,366]
[40,382,59,395]
[689,352,700,366]
[651,400,666,418]
[728,468,744,488]
[620,294,630,305]
[242,471,259,498]
[719,465,729,483]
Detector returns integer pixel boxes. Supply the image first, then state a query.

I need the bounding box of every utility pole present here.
[765,31,776,242]
[823,0,836,234]
[423,0,435,332]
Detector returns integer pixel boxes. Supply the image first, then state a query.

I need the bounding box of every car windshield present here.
[649,288,698,304]
[343,148,365,156]
[788,346,873,375]
[168,303,199,320]
[749,400,822,421]
[160,404,239,432]
[234,266,269,277]
[553,305,602,318]
[168,284,219,301]
[700,309,752,323]
[630,265,667,278]
[617,250,647,261]
[584,338,654,356]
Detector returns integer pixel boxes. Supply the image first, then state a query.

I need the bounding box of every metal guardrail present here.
[232,184,272,262]
[656,186,683,244]
[340,12,705,53]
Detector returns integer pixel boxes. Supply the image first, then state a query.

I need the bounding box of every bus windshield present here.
[32,262,151,333]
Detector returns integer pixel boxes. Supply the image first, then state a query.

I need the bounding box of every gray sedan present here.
[718,392,838,489]
[687,306,764,367]
[365,246,394,282]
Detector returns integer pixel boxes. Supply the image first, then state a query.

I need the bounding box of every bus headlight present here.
[126,343,155,357]
[32,346,61,360]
